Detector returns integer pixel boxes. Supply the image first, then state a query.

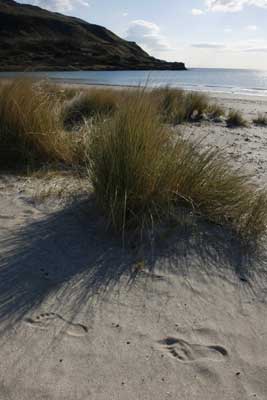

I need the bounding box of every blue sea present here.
[1,68,267,97]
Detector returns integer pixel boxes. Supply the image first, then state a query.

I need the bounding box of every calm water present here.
[1,68,267,97]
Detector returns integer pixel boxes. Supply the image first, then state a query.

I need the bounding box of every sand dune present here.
[0,93,267,400]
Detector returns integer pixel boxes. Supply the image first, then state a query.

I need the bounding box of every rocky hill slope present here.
[0,0,186,71]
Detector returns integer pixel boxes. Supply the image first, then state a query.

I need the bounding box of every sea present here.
[1,68,267,97]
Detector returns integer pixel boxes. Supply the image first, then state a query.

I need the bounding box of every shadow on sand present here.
[0,197,266,330]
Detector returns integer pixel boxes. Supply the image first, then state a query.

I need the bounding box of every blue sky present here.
[18,1,267,69]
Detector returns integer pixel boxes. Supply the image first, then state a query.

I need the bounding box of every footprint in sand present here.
[158,337,228,362]
[25,313,88,337]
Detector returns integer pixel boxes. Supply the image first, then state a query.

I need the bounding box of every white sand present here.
[0,93,267,400]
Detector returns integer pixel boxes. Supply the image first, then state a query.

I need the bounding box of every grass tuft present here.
[86,90,267,240]
[206,103,225,120]
[253,113,267,126]
[226,110,248,128]
[183,91,209,121]
[62,89,118,129]
[0,79,74,166]
[153,87,187,124]
[153,87,222,124]
[86,91,174,233]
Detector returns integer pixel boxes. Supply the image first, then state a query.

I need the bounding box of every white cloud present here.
[123,12,129,17]
[224,27,233,32]
[18,0,89,12]
[191,42,226,48]
[191,38,267,53]
[125,20,172,53]
[246,24,258,30]
[191,8,204,15]
[205,0,267,12]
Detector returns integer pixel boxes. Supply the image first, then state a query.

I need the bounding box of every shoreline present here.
[57,81,267,119]
[2,76,267,101]
[57,80,267,100]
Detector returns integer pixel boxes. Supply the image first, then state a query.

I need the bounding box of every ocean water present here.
[1,68,267,97]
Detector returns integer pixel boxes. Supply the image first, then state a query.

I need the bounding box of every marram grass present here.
[86,91,267,240]
[0,79,74,166]
[226,110,248,128]
[152,87,223,124]
[253,113,267,126]
[1,79,266,241]
[62,89,118,129]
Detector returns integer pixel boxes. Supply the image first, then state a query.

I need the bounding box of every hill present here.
[0,0,186,71]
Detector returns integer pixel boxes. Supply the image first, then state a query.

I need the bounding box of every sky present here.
[17,0,267,69]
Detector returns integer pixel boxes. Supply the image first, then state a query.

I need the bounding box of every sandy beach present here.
[0,90,267,400]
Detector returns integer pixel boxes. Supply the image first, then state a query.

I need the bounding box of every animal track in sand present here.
[158,337,228,362]
[25,312,88,337]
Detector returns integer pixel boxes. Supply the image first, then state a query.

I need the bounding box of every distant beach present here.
[1,68,267,97]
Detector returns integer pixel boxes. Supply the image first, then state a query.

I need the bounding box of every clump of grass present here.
[87,91,174,233]
[153,87,210,124]
[226,110,248,128]
[171,141,267,239]
[0,79,74,166]
[153,87,186,124]
[62,89,118,129]
[206,103,225,120]
[87,90,267,240]
[253,113,267,126]
[183,91,209,121]
[44,83,79,102]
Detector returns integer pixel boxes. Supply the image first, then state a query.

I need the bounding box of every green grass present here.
[226,110,248,128]
[253,113,267,126]
[62,89,118,129]
[86,90,267,240]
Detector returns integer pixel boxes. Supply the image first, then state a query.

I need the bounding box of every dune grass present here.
[0,79,74,166]
[206,103,225,120]
[253,113,267,126]
[87,92,174,233]
[226,110,248,128]
[1,79,266,241]
[152,87,187,124]
[86,91,267,240]
[62,89,119,129]
[152,87,225,125]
